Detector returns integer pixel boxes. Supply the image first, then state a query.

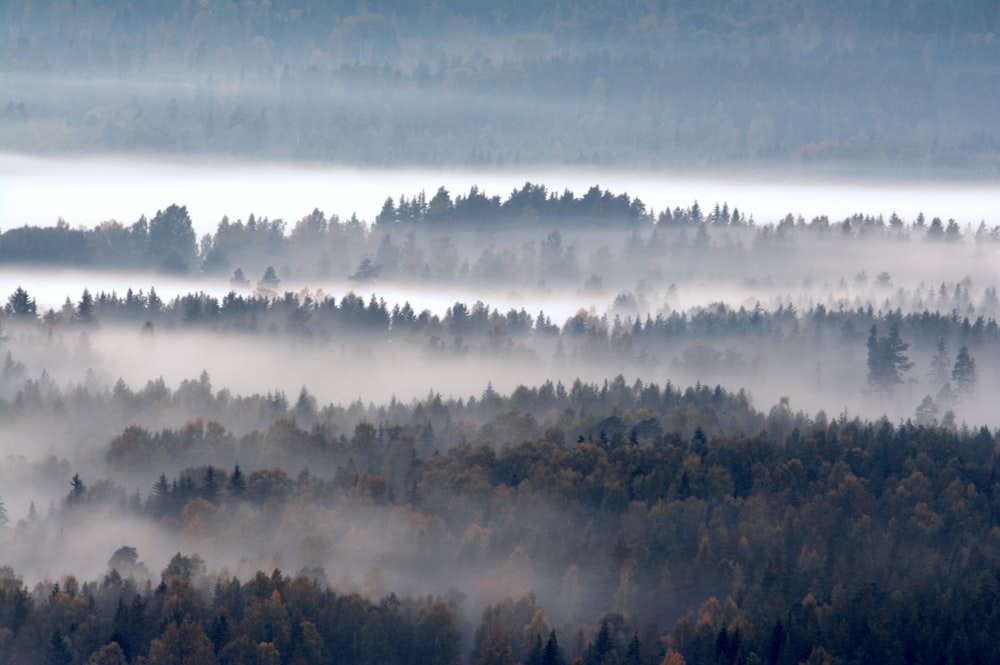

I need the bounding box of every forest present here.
[3,1,1000,664]
[2,179,999,664]
[3,0,1000,174]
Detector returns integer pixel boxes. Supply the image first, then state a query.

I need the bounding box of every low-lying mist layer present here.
[2,179,999,664]
[1,376,998,665]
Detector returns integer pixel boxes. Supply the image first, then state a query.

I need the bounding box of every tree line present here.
[2,188,997,281]
[4,1,998,171]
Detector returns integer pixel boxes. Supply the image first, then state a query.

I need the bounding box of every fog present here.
[3,153,999,237]
[4,4,1000,662]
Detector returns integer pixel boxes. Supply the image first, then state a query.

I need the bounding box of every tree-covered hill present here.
[3,1,998,174]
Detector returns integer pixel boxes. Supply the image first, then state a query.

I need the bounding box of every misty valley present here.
[3,1,1000,664]
[2,178,1000,665]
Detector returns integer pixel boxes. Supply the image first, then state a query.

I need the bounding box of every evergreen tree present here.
[952,345,976,393]
[258,266,280,288]
[624,632,642,665]
[68,473,86,503]
[929,338,951,387]
[544,630,565,665]
[48,629,74,665]
[376,196,397,226]
[229,464,246,498]
[914,395,939,426]
[152,474,171,517]
[866,323,912,393]
[202,467,219,504]
[5,286,37,319]
[76,289,95,324]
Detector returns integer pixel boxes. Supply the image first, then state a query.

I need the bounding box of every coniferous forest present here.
[2,2,1000,665]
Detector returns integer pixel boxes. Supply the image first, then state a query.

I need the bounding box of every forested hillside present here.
[3,0,999,173]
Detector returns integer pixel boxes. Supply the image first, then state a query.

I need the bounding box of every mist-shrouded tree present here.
[952,345,976,393]
[108,546,139,571]
[929,338,951,387]
[230,268,249,286]
[68,473,86,503]
[0,496,9,533]
[228,464,246,499]
[914,395,939,426]
[350,257,382,282]
[258,265,280,288]
[76,288,95,325]
[866,323,913,393]
[376,196,397,226]
[202,467,219,504]
[5,286,37,320]
[148,204,197,273]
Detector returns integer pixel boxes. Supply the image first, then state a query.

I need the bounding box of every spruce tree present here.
[952,345,976,393]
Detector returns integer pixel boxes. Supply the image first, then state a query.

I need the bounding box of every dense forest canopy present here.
[1,372,999,665]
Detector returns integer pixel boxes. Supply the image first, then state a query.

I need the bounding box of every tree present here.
[914,395,939,426]
[376,196,397,226]
[87,642,128,665]
[76,289,95,324]
[230,268,249,286]
[48,629,75,665]
[149,205,197,273]
[68,473,86,503]
[258,266,280,288]
[584,621,618,665]
[478,627,516,665]
[414,601,461,665]
[229,465,246,498]
[152,474,172,516]
[929,338,951,387]
[147,618,217,665]
[350,257,382,282]
[866,323,912,393]
[5,286,37,319]
[0,496,8,533]
[544,630,565,665]
[108,546,147,577]
[952,345,976,393]
[201,467,219,504]
[659,650,686,665]
[624,632,642,665]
